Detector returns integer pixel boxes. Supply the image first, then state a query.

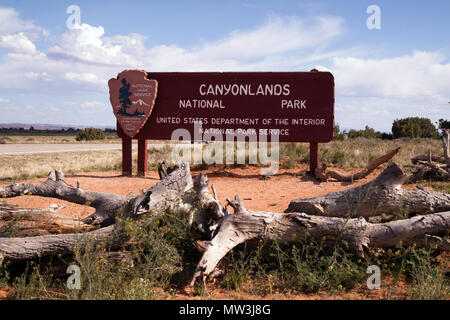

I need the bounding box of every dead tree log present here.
[0,162,449,283]
[314,147,400,182]
[0,164,204,264]
[0,225,123,263]
[0,170,128,227]
[409,129,449,182]
[0,201,95,236]
[287,163,450,217]
[191,203,450,284]
[411,154,445,164]
[0,164,193,227]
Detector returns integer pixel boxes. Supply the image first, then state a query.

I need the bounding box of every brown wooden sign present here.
[108,70,158,138]
[110,70,334,175]
[116,71,334,142]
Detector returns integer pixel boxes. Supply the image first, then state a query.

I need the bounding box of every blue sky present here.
[0,0,449,132]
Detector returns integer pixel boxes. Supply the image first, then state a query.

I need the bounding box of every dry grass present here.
[0,133,121,144]
[0,145,174,181]
[0,138,444,180]
[0,150,124,180]
[323,138,443,168]
[281,138,443,169]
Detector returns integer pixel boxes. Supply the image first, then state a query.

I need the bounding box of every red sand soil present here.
[0,164,382,219]
[0,164,445,300]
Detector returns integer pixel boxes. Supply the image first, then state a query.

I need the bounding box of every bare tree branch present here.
[288,164,450,217]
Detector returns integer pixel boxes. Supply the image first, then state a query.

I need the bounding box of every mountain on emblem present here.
[132,99,151,106]
[108,70,158,138]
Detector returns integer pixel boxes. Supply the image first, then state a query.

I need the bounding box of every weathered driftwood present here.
[314,147,400,182]
[0,170,127,227]
[409,159,449,182]
[0,225,118,262]
[415,160,450,180]
[0,201,94,236]
[288,163,450,217]
[0,164,210,264]
[191,206,450,285]
[0,164,193,228]
[411,154,445,165]
[0,162,449,285]
[409,130,449,182]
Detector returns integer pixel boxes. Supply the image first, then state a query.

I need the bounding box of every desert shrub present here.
[221,242,265,291]
[381,132,393,140]
[63,212,197,299]
[220,236,367,295]
[407,249,449,300]
[348,125,382,139]
[0,263,10,289]
[370,241,449,300]
[75,128,105,141]
[319,147,348,167]
[267,238,366,294]
[282,158,296,169]
[279,143,309,164]
[12,263,56,299]
[392,117,439,139]
[333,123,347,141]
[0,209,198,300]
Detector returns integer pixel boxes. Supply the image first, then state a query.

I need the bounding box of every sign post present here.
[310,142,319,174]
[137,139,148,176]
[109,70,334,176]
[122,137,132,176]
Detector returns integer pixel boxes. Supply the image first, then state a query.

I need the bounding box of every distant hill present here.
[0,123,115,130]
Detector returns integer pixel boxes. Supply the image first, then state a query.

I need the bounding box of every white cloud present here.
[0,97,8,103]
[0,8,447,131]
[64,72,101,84]
[46,16,344,71]
[48,24,142,66]
[81,101,107,109]
[24,71,40,80]
[0,8,41,34]
[195,16,343,61]
[0,32,37,54]
[331,51,450,100]
[0,15,345,95]
[328,51,450,131]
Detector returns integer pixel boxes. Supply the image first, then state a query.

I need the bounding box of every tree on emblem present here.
[118,78,132,115]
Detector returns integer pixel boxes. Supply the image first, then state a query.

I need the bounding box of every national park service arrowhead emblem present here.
[108,70,158,138]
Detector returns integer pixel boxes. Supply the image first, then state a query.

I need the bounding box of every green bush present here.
[333,123,347,141]
[392,117,439,139]
[407,249,449,300]
[347,126,382,139]
[76,128,106,141]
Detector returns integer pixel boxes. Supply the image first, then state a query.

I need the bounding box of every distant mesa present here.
[0,123,115,131]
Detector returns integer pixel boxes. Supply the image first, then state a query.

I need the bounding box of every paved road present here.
[0,143,172,155]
